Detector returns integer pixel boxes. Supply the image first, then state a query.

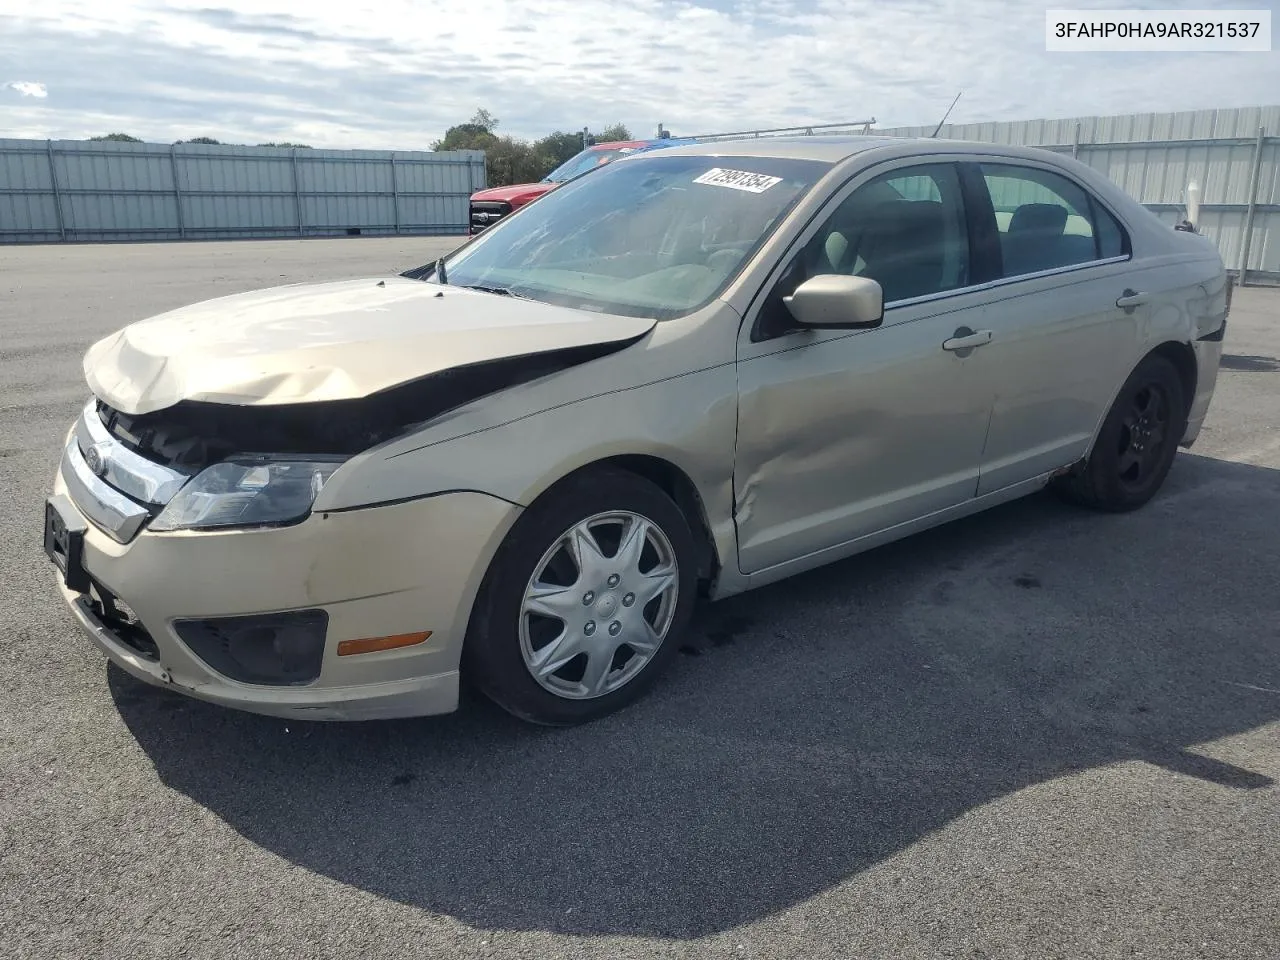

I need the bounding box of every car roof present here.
[637,135,1065,165]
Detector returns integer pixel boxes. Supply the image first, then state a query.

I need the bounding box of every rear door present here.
[957,159,1143,495]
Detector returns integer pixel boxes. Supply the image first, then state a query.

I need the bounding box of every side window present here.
[1093,200,1127,258]
[826,164,970,302]
[979,163,1128,278]
[756,163,971,336]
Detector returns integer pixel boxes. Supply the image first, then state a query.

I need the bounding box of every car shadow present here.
[110,452,1280,938]
[1219,353,1280,372]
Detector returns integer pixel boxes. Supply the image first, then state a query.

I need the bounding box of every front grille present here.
[61,434,152,543]
[470,200,512,233]
[64,398,188,542]
[96,399,207,474]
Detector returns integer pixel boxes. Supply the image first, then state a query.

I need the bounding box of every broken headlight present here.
[150,458,345,532]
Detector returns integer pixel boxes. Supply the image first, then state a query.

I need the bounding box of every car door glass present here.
[980,164,1126,277]
[756,163,971,337]
[1093,199,1127,258]
[817,164,969,303]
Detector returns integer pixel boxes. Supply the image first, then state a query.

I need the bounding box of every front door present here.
[733,161,996,575]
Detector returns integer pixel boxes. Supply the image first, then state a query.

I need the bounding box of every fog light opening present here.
[174,610,328,686]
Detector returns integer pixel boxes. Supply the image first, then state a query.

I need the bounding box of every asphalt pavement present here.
[1,237,1277,959]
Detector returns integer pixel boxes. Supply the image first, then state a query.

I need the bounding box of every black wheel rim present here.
[1116,382,1171,491]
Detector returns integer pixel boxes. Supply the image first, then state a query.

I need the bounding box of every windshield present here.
[425,153,832,320]
[543,146,640,183]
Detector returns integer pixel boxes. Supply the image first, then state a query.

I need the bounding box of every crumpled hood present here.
[84,276,656,415]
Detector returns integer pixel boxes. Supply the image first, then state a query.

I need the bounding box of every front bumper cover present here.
[48,466,521,721]
[58,580,463,720]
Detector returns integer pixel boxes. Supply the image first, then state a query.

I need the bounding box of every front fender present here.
[396,368,738,505]
[315,359,741,588]
[313,300,741,515]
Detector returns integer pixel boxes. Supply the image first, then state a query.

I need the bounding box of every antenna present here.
[930,91,962,138]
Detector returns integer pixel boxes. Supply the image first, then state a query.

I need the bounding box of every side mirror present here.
[783,274,884,330]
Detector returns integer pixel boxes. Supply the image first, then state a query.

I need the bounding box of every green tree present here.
[175,136,222,144]
[534,131,586,168]
[470,108,498,132]
[485,135,550,187]
[432,110,639,187]
[431,108,500,151]
[595,123,632,143]
[88,132,142,142]
[258,142,313,148]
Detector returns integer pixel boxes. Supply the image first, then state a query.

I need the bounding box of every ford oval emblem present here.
[84,444,107,477]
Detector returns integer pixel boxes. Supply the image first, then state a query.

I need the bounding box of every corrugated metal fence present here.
[878,105,1280,283]
[0,139,487,243]
[3,106,1277,275]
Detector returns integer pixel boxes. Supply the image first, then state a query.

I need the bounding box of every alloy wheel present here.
[1116,382,1171,491]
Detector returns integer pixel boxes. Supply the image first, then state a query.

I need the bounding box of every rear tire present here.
[462,467,698,726]
[1053,353,1187,512]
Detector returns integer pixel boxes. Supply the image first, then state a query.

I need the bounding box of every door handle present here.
[942,329,993,352]
[1116,289,1149,310]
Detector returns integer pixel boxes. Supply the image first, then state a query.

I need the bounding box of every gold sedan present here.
[45,136,1229,724]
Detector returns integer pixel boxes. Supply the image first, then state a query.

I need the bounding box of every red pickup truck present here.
[468,138,693,234]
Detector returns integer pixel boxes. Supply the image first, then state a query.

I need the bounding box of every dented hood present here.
[84,277,657,415]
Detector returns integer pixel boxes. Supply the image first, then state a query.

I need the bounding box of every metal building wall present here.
[0,139,487,243]
[4,108,1277,273]
[878,106,1280,281]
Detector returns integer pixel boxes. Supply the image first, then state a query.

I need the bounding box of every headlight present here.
[150,458,344,532]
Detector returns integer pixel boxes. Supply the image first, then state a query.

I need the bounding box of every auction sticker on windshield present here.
[693,168,783,193]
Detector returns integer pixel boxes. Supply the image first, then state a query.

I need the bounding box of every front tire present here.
[1053,353,1188,512]
[463,468,698,726]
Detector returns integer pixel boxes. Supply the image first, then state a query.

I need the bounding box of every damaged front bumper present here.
[46,424,521,721]
[55,576,463,721]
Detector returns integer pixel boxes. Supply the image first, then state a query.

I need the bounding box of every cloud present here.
[0,0,1275,148]
[5,80,47,98]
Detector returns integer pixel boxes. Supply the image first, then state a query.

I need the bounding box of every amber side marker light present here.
[337,631,432,656]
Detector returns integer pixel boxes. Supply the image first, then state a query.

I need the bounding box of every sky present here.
[1,0,1278,149]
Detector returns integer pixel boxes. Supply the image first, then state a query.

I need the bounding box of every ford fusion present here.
[45,136,1229,725]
